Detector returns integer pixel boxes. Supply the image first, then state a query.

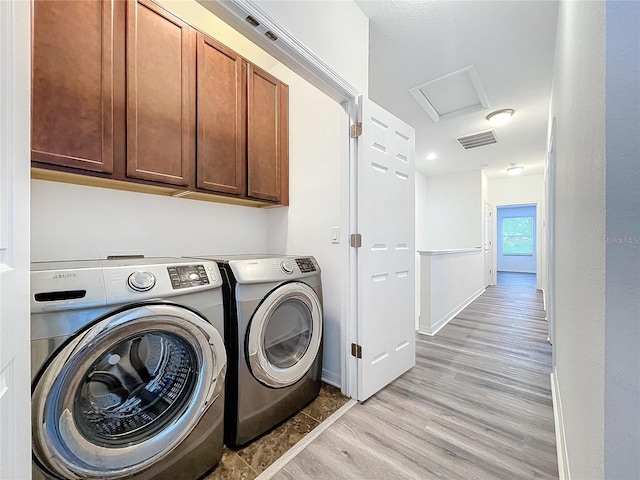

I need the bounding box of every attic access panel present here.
[410,65,490,123]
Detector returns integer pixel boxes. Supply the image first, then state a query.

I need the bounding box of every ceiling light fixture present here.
[426,153,437,160]
[507,163,524,176]
[486,108,515,127]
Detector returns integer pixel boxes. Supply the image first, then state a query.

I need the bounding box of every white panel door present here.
[0,1,32,479]
[356,97,415,401]
[484,201,493,286]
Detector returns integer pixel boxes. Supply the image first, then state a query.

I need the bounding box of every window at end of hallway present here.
[502,216,534,255]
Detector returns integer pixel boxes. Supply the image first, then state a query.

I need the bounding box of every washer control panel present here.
[167,264,210,289]
[127,271,156,292]
[295,257,316,273]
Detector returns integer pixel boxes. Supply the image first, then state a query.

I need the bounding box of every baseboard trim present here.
[321,369,341,388]
[422,287,485,336]
[256,399,357,479]
[551,368,571,480]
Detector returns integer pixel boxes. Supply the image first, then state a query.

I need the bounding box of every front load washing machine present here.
[189,255,323,448]
[30,258,227,480]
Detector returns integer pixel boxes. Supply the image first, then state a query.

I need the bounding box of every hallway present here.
[273,273,558,479]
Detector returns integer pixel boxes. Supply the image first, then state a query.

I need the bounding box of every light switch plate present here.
[331,227,340,244]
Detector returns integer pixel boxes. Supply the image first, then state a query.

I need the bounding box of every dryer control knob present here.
[128,271,156,292]
[280,260,294,274]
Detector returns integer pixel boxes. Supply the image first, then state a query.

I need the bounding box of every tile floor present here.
[202,383,349,480]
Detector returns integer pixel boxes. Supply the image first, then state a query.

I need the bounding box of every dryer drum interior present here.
[32,307,224,480]
[262,297,312,369]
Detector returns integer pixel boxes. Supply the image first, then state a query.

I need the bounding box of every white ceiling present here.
[355,0,559,180]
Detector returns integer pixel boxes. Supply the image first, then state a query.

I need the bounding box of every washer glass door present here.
[247,282,322,388]
[32,304,226,480]
[75,330,196,445]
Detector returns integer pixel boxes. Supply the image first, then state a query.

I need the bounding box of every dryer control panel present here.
[223,256,321,284]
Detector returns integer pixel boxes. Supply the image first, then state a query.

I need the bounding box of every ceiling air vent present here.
[457,129,497,149]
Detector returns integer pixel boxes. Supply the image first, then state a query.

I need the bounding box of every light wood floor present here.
[273,272,558,479]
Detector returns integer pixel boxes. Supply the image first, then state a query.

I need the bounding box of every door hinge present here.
[351,343,362,359]
[350,122,362,138]
[350,233,362,248]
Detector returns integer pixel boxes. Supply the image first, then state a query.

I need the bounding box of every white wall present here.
[488,174,544,205]
[418,251,484,335]
[415,172,429,329]
[254,0,369,95]
[549,1,606,478]
[419,171,482,250]
[481,171,489,203]
[30,180,268,261]
[415,173,430,258]
[604,2,640,478]
[496,205,537,274]
[416,171,484,334]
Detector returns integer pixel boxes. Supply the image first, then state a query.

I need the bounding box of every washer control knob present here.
[128,271,156,292]
[280,260,294,274]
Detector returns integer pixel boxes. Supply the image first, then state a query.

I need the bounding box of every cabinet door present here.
[127,0,194,186]
[247,65,289,204]
[196,34,246,195]
[32,0,118,173]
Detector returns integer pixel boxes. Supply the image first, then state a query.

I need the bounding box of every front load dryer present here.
[190,255,323,448]
[30,258,227,480]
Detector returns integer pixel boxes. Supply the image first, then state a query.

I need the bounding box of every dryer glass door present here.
[263,297,312,369]
[247,282,322,388]
[32,304,226,480]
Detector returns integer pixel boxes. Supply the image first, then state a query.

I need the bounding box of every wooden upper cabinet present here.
[31,0,289,205]
[32,0,119,173]
[247,65,289,204]
[196,34,246,196]
[126,0,195,187]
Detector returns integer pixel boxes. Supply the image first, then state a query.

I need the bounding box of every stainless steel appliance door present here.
[246,282,322,388]
[32,304,226,480]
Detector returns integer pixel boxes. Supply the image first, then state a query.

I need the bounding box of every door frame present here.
[483,200,494,287]
[198,1,361,398]
[546,117,557,360]
[0,0,32,477]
